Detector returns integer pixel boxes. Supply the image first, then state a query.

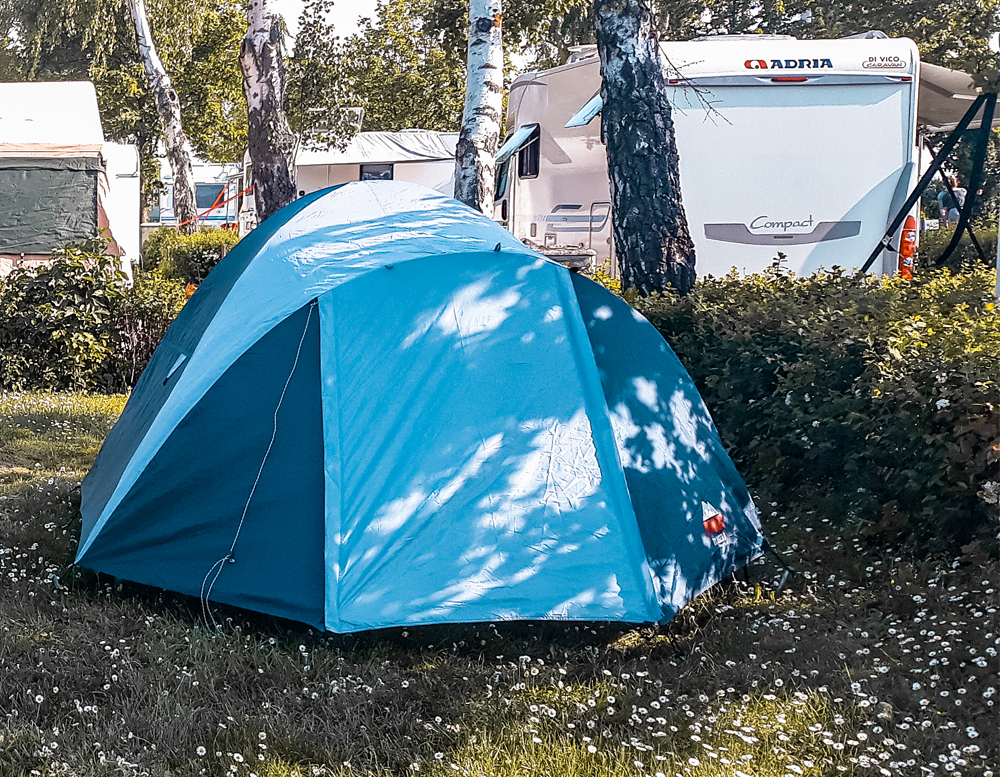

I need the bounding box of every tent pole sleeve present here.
[928,147,988,263]
[934,91,997,267]
[859,94,986,274]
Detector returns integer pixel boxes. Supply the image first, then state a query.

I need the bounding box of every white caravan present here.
[239,130,458,234]
[497,35,928,277]
[145,154,243,239]
[0,81,139,278]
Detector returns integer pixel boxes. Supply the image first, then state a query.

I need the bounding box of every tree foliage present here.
[422,0,707,68]
[171,2,248,163]
[287,0,466,142]
[284,0,354,146]
[1,0,248,186]
[781,0,1000,88]
[419,0,999,81]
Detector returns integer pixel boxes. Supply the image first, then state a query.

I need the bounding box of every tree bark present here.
[240,0,297,224]
[454,0,503,215]
[595,0,696,295]
[126,0,198,234]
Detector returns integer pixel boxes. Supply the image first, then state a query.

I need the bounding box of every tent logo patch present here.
[702,501,729,548]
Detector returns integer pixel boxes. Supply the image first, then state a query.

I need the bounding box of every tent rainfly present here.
[78,182,764,633]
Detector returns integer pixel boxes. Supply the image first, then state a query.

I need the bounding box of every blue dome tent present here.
[78,181,764,633]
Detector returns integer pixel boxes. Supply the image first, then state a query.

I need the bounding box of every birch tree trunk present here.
[595,0,696,295]
[126,0,198,233]
[240,0,297,224]
[454,0,503,215]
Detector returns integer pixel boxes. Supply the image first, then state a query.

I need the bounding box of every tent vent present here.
[163,353,187,384]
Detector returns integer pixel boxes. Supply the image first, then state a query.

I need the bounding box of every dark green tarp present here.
[0,156,103,254]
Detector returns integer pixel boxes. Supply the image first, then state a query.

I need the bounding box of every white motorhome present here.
[240,130,458,234]
[145,154,243,238]
[497,35,927,278]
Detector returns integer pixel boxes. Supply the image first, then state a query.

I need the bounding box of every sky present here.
[270,0,380,38]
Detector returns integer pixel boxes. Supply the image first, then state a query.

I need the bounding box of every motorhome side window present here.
[495,156,511,201]
[360,164,394,181]
[517,126,540,179]
[196,184,225,209]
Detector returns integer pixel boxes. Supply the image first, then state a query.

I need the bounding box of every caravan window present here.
[517,126,540,179]
[360,164,394,181]
[196,183,225,210]
[494,156,511,201]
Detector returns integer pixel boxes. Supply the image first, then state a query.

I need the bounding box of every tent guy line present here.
[201,300,318,632]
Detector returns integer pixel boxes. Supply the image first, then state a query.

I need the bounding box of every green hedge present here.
[919,220,997,270]
[108,272,190,388]
[633,266,998,557]
[0,237,188,392]
[2,235,996,557]
[142,226,240,285]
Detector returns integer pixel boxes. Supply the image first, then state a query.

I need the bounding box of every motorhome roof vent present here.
[840,30,889,39]
[689,34,797,41]
[567,45,598,64]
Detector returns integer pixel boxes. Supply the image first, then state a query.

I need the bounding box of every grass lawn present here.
[0,392,995,777]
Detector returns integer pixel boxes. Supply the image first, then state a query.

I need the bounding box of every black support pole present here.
[859,94,986,274]
[935,91,997,267]
[927,145,988,263]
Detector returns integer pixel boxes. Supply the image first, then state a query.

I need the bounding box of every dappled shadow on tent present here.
[570,275,762,622]
[319,251,657,630]
[77,181,762,633]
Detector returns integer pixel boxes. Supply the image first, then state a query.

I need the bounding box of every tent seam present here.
[332,297,346,632]
[200,301,316,630]
[561,274,661,622]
